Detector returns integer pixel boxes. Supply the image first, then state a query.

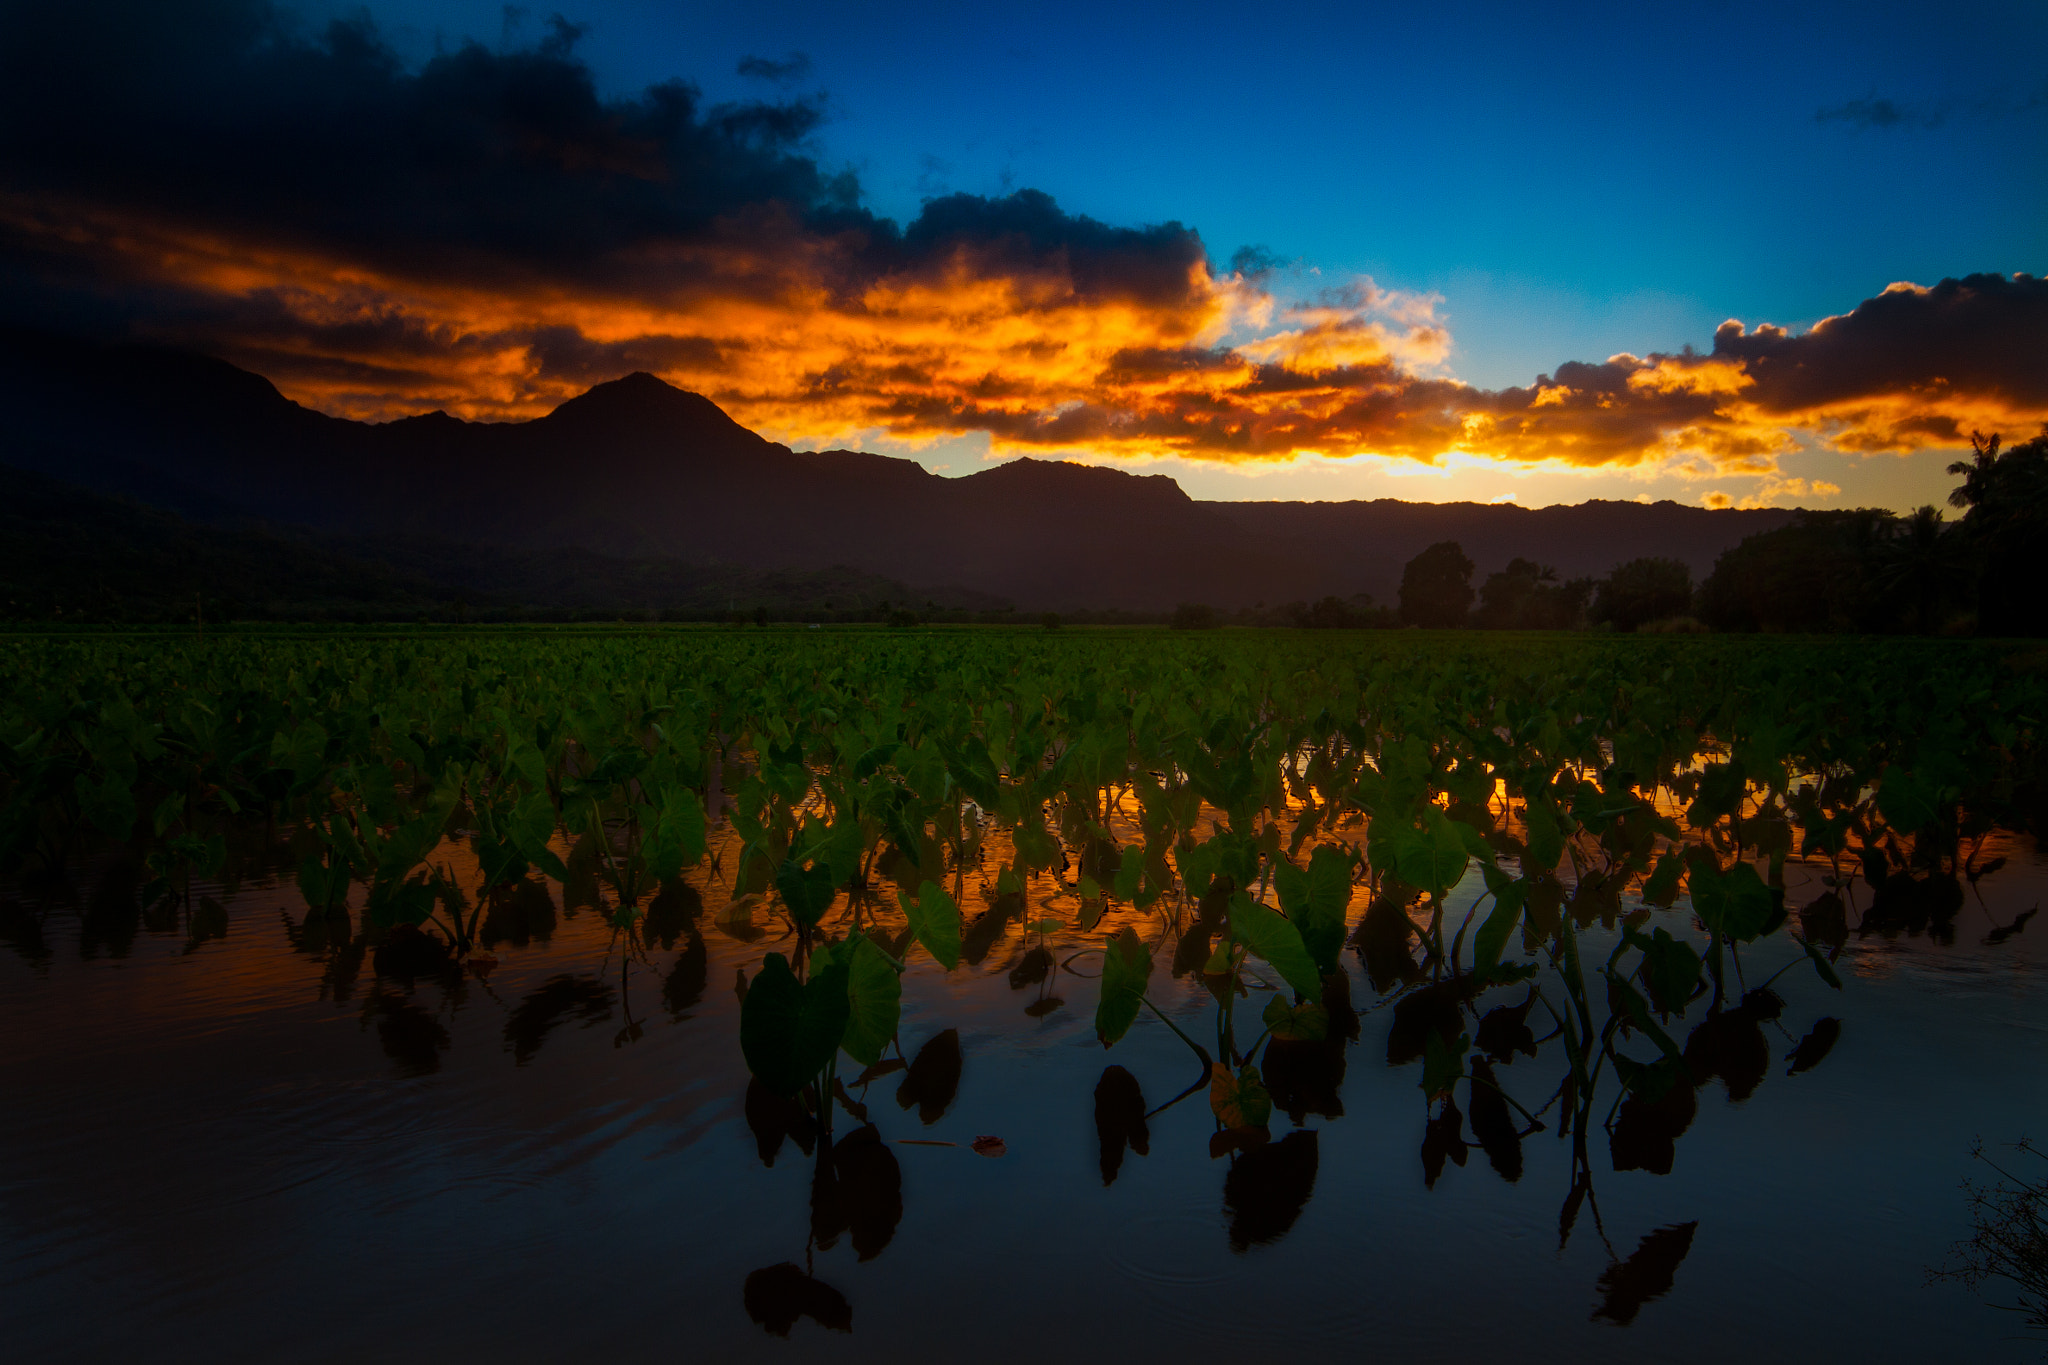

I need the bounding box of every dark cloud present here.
[737,52,813,84]
[1815,96,1945,130]
[0,0,1224,419]
[1714,272,2048,410]
[0,0,854,285]
[1229,245,1283,278]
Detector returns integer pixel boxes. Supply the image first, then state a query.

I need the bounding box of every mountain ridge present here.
[0,331,1801,611]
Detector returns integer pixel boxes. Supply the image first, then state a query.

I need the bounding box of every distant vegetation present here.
[1172,428,2047,638]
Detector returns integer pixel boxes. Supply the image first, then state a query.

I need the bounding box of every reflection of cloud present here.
[3,2,2046,483]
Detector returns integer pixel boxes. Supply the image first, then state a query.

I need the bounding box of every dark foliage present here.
[1398,541,1475,628]
[1591,557,1692,631]
[1478,558,1592,629]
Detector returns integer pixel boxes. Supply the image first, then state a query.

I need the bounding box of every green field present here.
[4,626,2042,1127]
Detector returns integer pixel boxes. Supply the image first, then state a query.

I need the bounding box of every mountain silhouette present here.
[0,332,1798,611]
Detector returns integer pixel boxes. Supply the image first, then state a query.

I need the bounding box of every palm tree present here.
[1948,431,2002,512]
[1870,504,1971,633]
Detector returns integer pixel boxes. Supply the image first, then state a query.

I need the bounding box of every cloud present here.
[2,1,2044,481]
[1816,80,2048,130]
[1815,96,1945,130]
[737,52,813,84]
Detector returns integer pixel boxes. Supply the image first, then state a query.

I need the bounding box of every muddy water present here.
[3,826,2046,1364]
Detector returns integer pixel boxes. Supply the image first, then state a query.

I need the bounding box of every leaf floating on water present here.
[970,1135,1006,1157]
[464,952,497,978]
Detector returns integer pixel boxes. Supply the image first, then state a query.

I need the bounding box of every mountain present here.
[0,464,1003,623]
[0,331,1800,612]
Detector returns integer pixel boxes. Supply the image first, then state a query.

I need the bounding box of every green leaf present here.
[1275,844,1353,975]
[1687,856,1775,942]
[1522,799,1565,873]
[1605,972,1684,1063]
[1228,892,1322,998]
[1397,808,1470,901]
[1112,843,1145,901]
[1261,993,1329,1042]
[1876,764,1938,833]
[367,873,437,928]
[1803,937,1843,990]
[1612,1051,1686,1103]
[72,772,136,840]
[898,881,962,970]
[1471,877,1527,982]
[775,857,837,927]
[828,933,902,1068]
[1639,927,1702,1015]
[1095,925,1153,1047]
[296,854,351,911]
[640,786,707,884]
[739,952,851,1096]
[1209,1062,1274,1129]
[1421,1029,1469,1099]
[1642,850,1686,907]
[795,815,863,889]
[509,789,567,880]
[504,737,547,788]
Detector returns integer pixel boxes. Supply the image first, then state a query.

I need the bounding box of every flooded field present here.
[3,629,2046,1362]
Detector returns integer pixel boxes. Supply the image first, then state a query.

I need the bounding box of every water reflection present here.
[1594,1222,1699,1325]
[3,764,2045,1354]
[503,974,613,1065]
[1939,1139,2048,1345]
[743,1263,851,1337]
[1094,1065,1149,1185]
[896,1029,962,1126]
[1223,1130,1320,1251]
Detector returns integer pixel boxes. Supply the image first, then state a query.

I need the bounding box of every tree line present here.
[1173,429,2047,636]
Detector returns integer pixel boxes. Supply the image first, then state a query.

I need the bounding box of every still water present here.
[4,825,2045,1363]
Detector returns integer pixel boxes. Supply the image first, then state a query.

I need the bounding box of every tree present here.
[1592,558,1693,632]
[1949,429,2048,636]
[1696,511,1895,633]
[1477,558,1592,630]
[1292,594,1388,629]
[1398,541,1474,628]
[1868,505,1972,635]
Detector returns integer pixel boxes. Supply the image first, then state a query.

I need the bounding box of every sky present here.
[0,0,2043,510]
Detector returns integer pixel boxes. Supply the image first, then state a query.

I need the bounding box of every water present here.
[4,833,2046,1363]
